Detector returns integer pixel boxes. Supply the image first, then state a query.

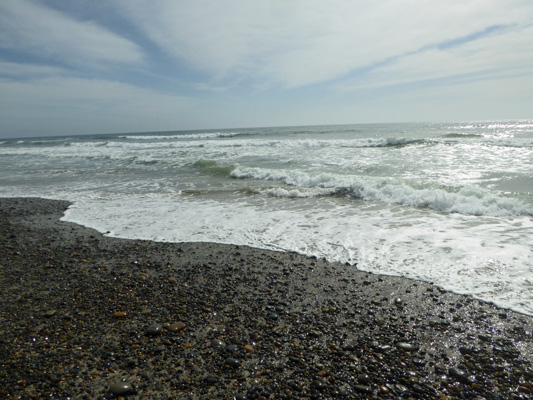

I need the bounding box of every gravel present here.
[1,197,533,399]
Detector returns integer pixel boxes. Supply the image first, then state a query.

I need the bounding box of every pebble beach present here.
[1,197,533,399]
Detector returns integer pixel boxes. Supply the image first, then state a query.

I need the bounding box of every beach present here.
[1,197,533,399]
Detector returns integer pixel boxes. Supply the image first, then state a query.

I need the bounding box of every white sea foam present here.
[258,187,335,198]
[2,121,533,315]
[231,166,533,217]
[61,192,533,315]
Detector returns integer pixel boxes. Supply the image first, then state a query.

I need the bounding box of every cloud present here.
[0,0,144,68]
[114,0,532,88]
[0,1,532,137]
[337,23,533,92]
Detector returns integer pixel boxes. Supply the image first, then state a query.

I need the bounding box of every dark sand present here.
[1,197,533,399]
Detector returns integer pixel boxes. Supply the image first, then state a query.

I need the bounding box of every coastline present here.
[1,197,532,399]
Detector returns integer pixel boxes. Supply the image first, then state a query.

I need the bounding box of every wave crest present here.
[231,167,533,217]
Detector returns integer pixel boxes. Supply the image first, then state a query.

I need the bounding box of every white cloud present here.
[1,1,532,137]
[0,0,144,68]
[114,0,532,87]
[337,23,533,92]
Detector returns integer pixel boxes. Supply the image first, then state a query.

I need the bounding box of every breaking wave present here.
[231,167,533,217]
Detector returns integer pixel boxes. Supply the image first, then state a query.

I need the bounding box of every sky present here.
[0,0,532,138]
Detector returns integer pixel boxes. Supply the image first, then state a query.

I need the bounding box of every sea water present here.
[1,121,533,314]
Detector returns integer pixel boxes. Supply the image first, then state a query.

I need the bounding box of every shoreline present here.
[1,197,533,399]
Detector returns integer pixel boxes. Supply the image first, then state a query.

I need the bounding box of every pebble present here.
[313,379,326,389]
[167,321,186,332]
[397,342,418,351]
[379,385,390,394]
[448,367,475,384]
[226,344,238,353]
[205,376,219,385]
[225,357,241,368]
[395,384,409,394]
[145,323,163,336]
[448,367,467,379]
[113,311,127,318]
[109,381,134,395]
[4,199,533,400]
[244,344,254,352]
[211,339,225,349]
[459,346,474,355]
[354,385,371,393]
[266,312,279,320]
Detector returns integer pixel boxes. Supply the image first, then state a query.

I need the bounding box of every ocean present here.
[1,121,532,315]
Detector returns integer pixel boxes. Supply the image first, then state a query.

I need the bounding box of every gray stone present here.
[211,339,225,349]
[110,381,133,395]
[145,323,163,336]
[354,385,371,393]
[396,342,418,351]
[225,357,240,368]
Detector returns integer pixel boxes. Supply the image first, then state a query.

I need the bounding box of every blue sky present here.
[0,0,532,138]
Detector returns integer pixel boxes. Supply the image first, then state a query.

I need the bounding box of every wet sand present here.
[1,197,533,399]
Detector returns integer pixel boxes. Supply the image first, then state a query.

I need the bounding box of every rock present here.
[395,384,409,395]
[225,357,240,368]
[109,381,134,395]
[343,342,356,351]
[379,385,390,394]
[250,332,261,342]
[211,339,225,349]
[478,334,490,342]
[145,323,163,336]
[226,344,238,353]
[266,312,279,320]
[354,385,371,393]
[449,367,466,379]
[244,344,253,352]
[357,373,371,384]
[313,379,325,390]
[396,342,418,352]
[167,321,186,332]
[205,376,219,385]
[459,346,474,355]
[113,311,127,318]
[448,367,474,384]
